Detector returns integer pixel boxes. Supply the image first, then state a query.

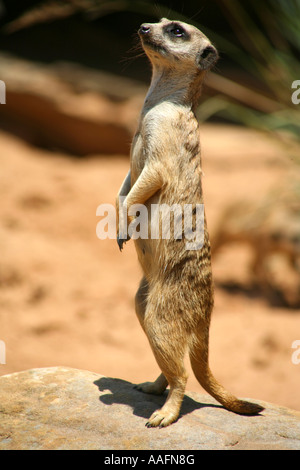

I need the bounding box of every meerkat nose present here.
[139,24,151,35]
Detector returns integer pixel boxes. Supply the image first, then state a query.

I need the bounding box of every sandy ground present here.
[0,124,299,411]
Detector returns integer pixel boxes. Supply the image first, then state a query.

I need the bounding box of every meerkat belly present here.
[133,191,160,277]
[133,171,204,279]
[130,109,204,276]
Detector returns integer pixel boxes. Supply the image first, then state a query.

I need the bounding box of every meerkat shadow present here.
[94,376,222,422]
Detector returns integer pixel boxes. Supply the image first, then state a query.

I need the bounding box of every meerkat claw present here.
[117,234,130,251]
[146,409,179,428]
[117,235,124,251]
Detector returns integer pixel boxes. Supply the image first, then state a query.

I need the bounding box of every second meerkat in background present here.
[116,18,264,427]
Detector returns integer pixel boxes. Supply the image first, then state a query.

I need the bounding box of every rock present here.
[0,367,299,450]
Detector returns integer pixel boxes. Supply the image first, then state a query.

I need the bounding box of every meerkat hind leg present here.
[145,355,188,428]
[134,277,168,396]
[143,322,188,427]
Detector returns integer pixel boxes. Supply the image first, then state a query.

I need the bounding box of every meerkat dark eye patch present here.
[171,26,185,37]
[165,23,189,40]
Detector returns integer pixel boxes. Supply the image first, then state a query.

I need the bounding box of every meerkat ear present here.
[197,45,218,70]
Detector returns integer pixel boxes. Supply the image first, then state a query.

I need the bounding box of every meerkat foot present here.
[146,408,179,428]
[134,381,165,395]
[134,373,168,395]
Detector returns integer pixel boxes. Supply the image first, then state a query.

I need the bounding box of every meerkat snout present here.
[139,24,151,35]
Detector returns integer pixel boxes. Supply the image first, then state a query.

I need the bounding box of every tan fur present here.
[116,18,263,427]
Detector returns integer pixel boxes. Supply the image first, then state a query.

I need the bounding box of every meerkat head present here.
[138,18,218,72]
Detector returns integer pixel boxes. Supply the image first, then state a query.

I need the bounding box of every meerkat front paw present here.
[116,213,130,251]
[116,200,131,251]
[117,233,130,251]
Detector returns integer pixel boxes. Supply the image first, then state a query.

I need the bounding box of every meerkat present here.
[116,18,263,427]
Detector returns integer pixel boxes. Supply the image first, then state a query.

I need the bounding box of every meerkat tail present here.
[189,337,264,415]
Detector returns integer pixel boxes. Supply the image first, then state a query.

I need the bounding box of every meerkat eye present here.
[172,27,184,37]
[168,24,186,38]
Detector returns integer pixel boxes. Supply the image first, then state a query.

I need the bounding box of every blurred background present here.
[0,0,299,411]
